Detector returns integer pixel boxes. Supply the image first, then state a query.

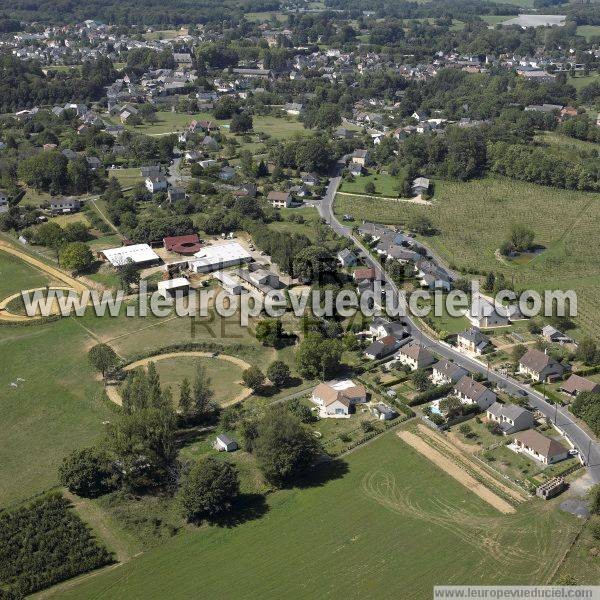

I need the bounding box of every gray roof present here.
[519,349,563,374]
[434,360,468,381]
[216,434,236,445]
[458,327,489,345]
[487,401,531,421]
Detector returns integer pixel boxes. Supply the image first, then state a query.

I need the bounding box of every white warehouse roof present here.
[102,243,160,267]
[157,277,189,291]
[191,241,251,271]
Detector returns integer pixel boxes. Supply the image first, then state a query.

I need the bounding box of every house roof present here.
[267,191,290,202]
[353,267,376,281]
[216,434,236,445]
[454,376,493,402]
[400,343,434,363]
[487,401,532,422]
[514,429,567,459]
[313,382,365,406]
[561,374,600,395]
[434,360,467,380]
[519,349,563,374]
[458,327,489,346]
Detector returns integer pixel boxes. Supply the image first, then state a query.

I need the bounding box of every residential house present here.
[454,376,497,410]
[513,429,569,465]
[311,380,367,418]
[456,328,490,355]
[466,294,509,328]
[353,267,377,283]
[283,102,303,116]
[431,360,468,385]
[145,175,168,194]
[396,343,436,371]
[49,197,81,214]
[369,317,409,341]
[486,402,535,435]
[267,191,292,209]
[351,149,369,166]
[168,187,186,203]
[348,163,363,177]
[365,335,401,360]
[0,193,8,214]
[214,434,238,452]
[219,166,235,181]
[86,156,102,170]
[337,248,358,267]
[518,349,566,382]
[560,374,600,397]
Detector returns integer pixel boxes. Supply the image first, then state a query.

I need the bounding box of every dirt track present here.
[397,429,516,514]
[0,242,86,322]
[107,351,253,407]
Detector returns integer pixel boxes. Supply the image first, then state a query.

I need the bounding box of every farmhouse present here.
[512,429,569,465]
[518,349,566,382]
[365,335,401,360]
[454,376,496,410]
[189,241,252,274]
[157,277,190,298]
[431,360,468,385]
[267,191,292,208]
[214,434,238,452]
[101,243,160,267]
[396,343,436,371]
[311,380,367,418]
[456,327,490,355]
[486,402,535,435]
[560,374,600,397]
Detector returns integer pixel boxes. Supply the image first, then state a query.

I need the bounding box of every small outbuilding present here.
[214,434,238,452]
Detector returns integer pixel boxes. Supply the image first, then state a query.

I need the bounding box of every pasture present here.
[339,172,400,197]
[0,250,55,299]
[54,431,581,600]
[335,177,600,340]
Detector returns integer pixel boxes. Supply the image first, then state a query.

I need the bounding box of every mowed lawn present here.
[57,431,580,600]
[152,356,245,405]
[0,318,113,506]
[339,172,401,197]
[0,250,56,298]
[335,177,600,340]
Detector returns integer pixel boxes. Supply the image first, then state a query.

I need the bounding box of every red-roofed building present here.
[163,234,202,255]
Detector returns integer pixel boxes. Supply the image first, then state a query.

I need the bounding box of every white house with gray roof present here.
[486,402,535,435]
[431,360,468,385]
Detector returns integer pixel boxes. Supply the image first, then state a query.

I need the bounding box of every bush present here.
[178,458,240,523]
[59,447,117,498]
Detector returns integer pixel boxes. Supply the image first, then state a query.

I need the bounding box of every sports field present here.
[335,177,600,340]
[52,431,580,600]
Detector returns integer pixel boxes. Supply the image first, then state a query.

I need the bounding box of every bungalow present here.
[396,343,436,371]
[337,248,357,267]
[140,165,162,178]
[49,197,81,214]
[214,434,238,452]
[456,327,490,355]
[335,127,355,139]
[86,156,102,170]
[365,335,401,360]
[145,175,168,194]
[301,173,319,187]
[168,187,186,203]
[541,325,573,345]
[431,360,468,385]
[267,191,292,209]
[454,376,496,410]
[311,380,367,418]
[513,429,569,465]
[486,402,535,435]
[560,374,600,397]
[348,163,363,177]
[411,177,430,196]
[371,402,398,421]
[283,102,303,116]
[518,349,566,382]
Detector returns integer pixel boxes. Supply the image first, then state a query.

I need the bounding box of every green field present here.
[568,72,600,92]
[576,25,600,41]
[108,167,144,189]
[339,172,401,197]
[335,177,600,340]
[151,355,245,405]
[0,318,113,506]
[54,431,581,600]
[0,250,55,298]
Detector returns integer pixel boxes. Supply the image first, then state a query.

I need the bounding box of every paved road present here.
[320,159,600,483]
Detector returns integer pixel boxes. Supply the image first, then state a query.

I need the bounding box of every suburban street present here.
[320,159,600,483]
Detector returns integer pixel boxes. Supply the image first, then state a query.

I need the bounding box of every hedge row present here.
[409,383,454,406]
